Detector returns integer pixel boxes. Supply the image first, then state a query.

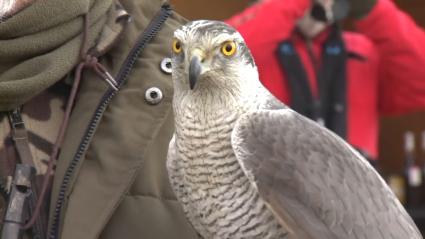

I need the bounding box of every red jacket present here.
[227,0,425,158]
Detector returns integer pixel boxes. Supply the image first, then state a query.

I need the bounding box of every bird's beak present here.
[189,49,205,90]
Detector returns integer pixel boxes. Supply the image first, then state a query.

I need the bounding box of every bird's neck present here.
[172,68,265,134]
[174,91,246,123]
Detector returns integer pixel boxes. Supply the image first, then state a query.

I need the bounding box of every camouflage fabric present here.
[0,1,130,236]
[0,81,68,238]
[0,83,67,176]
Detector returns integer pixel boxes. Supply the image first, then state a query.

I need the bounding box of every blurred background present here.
[171,0,425,232]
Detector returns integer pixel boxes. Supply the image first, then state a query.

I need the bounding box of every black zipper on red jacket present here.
[49,5,172,239]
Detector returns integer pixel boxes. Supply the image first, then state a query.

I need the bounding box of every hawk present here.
[167,20,421,239]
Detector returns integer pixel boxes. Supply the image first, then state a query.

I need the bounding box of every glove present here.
[347,0,377,19]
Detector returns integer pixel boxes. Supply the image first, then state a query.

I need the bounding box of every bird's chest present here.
[172,125,284,238]
[174,151,262,238]
[174,121,245,201]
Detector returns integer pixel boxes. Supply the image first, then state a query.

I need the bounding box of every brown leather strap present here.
[7,109,35,167]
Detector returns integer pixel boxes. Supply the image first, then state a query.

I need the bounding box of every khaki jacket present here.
[46,1,198,238]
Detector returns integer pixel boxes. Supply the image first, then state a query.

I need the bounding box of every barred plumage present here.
[169,107,287,238]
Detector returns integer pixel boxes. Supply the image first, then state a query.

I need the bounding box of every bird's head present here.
[171,20,259,96]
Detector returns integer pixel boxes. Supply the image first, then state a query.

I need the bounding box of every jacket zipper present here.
[49,5,172,239]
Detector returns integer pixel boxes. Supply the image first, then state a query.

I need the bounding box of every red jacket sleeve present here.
[355,0,425,115]
[226,0,310,47]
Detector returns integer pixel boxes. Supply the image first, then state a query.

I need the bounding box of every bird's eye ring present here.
[221,41,237,56]
[172,39,182,54]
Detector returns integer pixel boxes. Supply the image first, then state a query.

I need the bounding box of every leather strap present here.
[8,109,36,167]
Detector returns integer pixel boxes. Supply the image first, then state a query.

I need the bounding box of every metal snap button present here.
[145,87,163,105]
[160,58,172,74]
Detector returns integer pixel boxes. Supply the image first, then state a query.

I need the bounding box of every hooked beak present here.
[188,49,205,90]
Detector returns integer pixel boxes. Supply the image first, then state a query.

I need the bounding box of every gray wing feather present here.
[231,109,422,239]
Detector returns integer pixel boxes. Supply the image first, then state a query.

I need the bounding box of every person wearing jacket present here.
[227,0,425,162]
[0,0,200,238]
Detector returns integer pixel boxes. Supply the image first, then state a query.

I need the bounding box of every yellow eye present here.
[221,41,237,56]
[172,39,182,54]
